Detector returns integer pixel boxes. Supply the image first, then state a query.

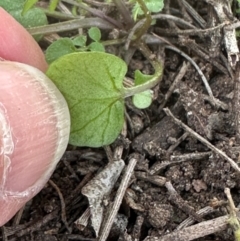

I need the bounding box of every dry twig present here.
[49,180,70,232]
[164,108,240,174]
[99,154,138,241]
[144,214,229,241]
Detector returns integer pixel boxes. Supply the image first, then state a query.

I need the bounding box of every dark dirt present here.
[2,0,240,241]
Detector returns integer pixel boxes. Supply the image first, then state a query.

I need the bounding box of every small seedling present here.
[225,188,240,241]
[87,27,105,52]
[3,0,163,148]
[130,0,164,21]
[45,27,105,64]
[132,70,154,109]
[45,0,163,148]
[46,51,162,147]
[22,0,60,13]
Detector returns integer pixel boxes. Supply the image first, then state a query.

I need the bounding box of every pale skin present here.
[0,8,70,226]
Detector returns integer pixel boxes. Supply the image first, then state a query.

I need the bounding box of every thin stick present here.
[176,206,215,230]
[49,180,71,232]
[62,0,123,29]
[99,155,138,241]
[182,0,206,28]
[1,226,7,241]
[12,206,25,226]
[164,45,217,108]
[158,61,190,113]
[112,0,133,29]
[165,181,202,222]
[28,18,114,35]
[164,108,240,174]
[144,215,229,241]
[233,62,240,143]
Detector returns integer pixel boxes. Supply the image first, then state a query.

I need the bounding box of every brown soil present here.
[2,0,240,241]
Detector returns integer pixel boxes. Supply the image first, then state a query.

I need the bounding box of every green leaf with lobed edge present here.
[132,70,153,109]
[132,90,153,109]
[46,52,127,147]
[134,69,154,85]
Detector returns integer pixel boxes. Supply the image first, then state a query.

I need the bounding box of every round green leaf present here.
[72,36,87,47]
[88,27,101,42]
[45,38,77,64]
[0,0,25,12]
[88,42,105,52]
[47,52,127,147]
[132,90,153,109]
[146,0,164,13]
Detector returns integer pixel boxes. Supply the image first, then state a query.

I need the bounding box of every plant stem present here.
[112,0,134,29]
[123,63,162,97]
[49,0,60,11]
[133,0,152,42]
[123,41,163,98]
[41,8,77,20]
[120,0,163,98]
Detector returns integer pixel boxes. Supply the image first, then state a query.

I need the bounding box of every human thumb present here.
[0,8,70,226]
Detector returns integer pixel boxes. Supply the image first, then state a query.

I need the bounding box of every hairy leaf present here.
[88,27,101,42]
[88,42,105,52]
[132,70,153,109]
[0,0,25,12]
[47,52,127,147]
[72,36,87,47]
[132,90,153,109]
[45,38,77,64]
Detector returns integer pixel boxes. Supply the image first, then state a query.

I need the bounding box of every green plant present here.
[3,0,163,148]
[234,1,240,36]
[237,0,240,6]
[22,0,60,13]
[87,27,105,52]
[132,70,154,109]
[130,0,164,21]
[45,27,105,64]
[44,0,163,148]
[46,51,162,147]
